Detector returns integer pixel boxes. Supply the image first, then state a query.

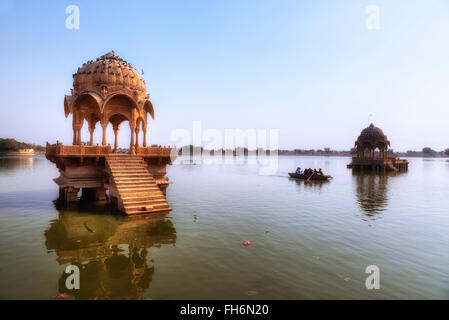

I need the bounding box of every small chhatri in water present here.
[46,51,176,215]
[348,123,408,172]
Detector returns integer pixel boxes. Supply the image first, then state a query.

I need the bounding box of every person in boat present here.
[317,168,324,176]
[295,167,302,174]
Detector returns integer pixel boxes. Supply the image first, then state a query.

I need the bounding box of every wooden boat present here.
[288,172,332,181]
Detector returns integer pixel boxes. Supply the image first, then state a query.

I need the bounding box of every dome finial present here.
[101,51,118,59]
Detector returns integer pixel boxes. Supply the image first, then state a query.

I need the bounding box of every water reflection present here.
[353,172,389,219]
[0,156,35,173]
[291,178,329,191]
[44,204,176,299]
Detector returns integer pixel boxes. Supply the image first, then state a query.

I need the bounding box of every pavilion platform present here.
[347,157,408,172]
[46,143,176,215]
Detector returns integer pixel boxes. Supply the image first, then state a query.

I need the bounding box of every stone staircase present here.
[105,155,171,215]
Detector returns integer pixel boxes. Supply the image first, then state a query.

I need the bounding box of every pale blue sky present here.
[0,0,449,151]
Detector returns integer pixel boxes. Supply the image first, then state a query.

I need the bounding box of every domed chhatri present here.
[64,50,154,154]
[348,123,408,172]
[46,51,176,215]
[72,50,146,97]
[355,123,390,150]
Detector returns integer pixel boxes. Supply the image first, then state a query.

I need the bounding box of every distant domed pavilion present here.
[348,123,408,172]
[46,51,176,215]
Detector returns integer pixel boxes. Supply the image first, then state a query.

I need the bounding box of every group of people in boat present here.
[295,167,324,176]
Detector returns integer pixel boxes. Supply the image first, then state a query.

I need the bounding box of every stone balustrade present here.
[46,142,173,158]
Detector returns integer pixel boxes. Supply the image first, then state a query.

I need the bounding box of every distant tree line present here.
[0,138,45,152]
[177,145,277,156]
[400,147,449,157]
[176,145,449,157]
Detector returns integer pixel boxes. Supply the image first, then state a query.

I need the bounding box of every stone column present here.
[101,122,108,146]
[135,126,140,149]
[72,127,77,145]
[113,127,119,152]
[130,124,135,155]
[142,125,147,147]
[65,187,79,202]
[88,127,95,146]
[77,127,82,145]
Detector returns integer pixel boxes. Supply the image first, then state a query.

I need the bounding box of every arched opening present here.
[363,147,371,159]
[374,147,381,159]
[143,100,155,120]
[103,94,138,154]
[71,94,101,145]
[84,113,100,146]
[135,117,147,149]
[108,113,129,152]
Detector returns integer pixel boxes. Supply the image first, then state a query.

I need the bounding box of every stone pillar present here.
[142,125,147,147]
[73,127,77,145]
[113,127,119,152]
[135,126,140,149]
[130,124,136,155]
[102,122,108,146]
[65,187,79,202]
[89,127,95,146]
[76,127,82,145]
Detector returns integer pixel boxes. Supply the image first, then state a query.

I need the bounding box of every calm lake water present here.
[0,155,448,299]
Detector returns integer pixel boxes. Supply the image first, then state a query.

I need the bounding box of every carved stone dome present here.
[72,51,146,94]
[355,123,390,148]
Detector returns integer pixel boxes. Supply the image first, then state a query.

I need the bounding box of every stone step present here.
[116,181,157,186]
[111,172,151,176]
[126,203,171,211]
[111,172,153,177]
[115,177,155,182]
[107,156,144,160]
[109,166,147,170]
[124,201,169,210]
[107,159,146,163]
[109,166,148,170]
[126,208,171,215]
[115,180,156,185]
[106,155,171,215]
[118,185,160,190]
[114,177,154,182]
[122,196,165,205]
[120,192,163,198]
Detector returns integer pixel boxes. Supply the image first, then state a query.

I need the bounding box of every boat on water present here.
[288,172,332,181]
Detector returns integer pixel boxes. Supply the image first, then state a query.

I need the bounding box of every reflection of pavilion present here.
[353,172,389,219]
[45,210,176,299]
